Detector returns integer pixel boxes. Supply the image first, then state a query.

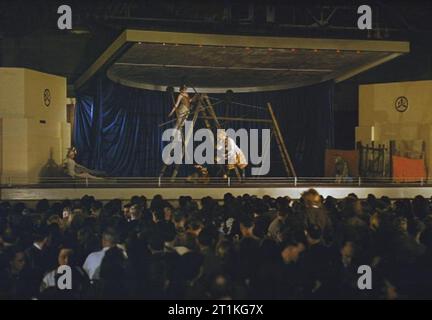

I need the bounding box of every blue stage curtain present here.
[72,95,93,167]
[212,81,335,177]
[74,78,334,177]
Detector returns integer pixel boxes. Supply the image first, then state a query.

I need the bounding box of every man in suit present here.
[24,226,49,297]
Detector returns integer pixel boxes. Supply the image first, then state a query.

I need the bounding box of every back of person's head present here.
[130,195,141,206]
[150,195,164,212]
[305,224,322,241]
[276,196,290,211]
[152,208,165,223]
[253,215,271,239]
[159,221,176,243]
[278,206,292,218]
[33,225,49,243]
[148,231,165,252]
[36,199,50,213]
[91,201,103,211]
[197,226,218,248]
[342,196,362,218]
[80,195,93,211]
[413,195,430,220]
[380,196,391,207]
[139,196,147,209]
[100,247,125,280]
[178,196,189,209]
[102,228,118,247]
[239,214,254,229]
[187,219,203,233]
[302,189,322,208]
[223,193,234,202]
[174,212,186,224]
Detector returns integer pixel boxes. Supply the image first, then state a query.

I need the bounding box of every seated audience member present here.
[0,246,31,299]
[25,226,50,297]
[40,246,89,298]
[299,224,335,298]
[268,207,290,243]
[83,228,119,281]
[96,247,130,299]
[2,189,432,300]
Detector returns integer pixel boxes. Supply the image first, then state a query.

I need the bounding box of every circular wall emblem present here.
[43,89,51,107]
[395,96,408,113]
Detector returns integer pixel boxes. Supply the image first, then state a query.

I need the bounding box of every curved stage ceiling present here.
[75,30,410,93]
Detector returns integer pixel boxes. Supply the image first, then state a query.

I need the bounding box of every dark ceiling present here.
[1,0,431,149]
[1,0,432,90]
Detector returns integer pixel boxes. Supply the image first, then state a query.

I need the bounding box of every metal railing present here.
[0,176,430,188]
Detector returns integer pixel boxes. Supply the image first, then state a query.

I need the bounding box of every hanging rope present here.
[207,96,267,111]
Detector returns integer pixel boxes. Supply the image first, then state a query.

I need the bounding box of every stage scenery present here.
[1,0,432,301]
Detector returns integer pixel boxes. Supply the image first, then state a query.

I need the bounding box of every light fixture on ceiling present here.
[69,26,91,35]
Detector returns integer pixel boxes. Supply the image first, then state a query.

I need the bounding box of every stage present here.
[1,177,431,201]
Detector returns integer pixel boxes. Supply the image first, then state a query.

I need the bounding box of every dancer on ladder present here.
[168,84,199,129]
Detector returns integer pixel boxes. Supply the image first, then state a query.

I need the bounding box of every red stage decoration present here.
[392,156,426,182]
[325,149,359,177]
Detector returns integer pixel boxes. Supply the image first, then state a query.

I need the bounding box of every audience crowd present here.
[1,189,432,299]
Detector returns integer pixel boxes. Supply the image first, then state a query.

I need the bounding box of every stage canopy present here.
[75,29,409,93]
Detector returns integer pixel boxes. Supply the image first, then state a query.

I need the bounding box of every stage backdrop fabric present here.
[325,149,359,177]
[74,78,334,177]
